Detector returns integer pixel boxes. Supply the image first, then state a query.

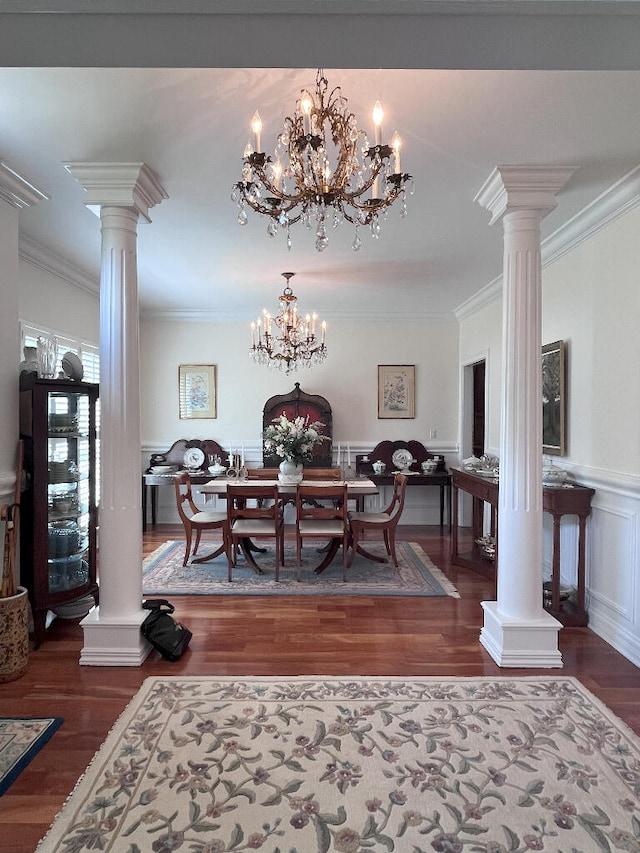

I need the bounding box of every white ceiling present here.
[2,6,640,322]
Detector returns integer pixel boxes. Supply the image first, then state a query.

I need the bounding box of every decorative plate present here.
[61,351,84,381]
[183,447,205,469]
[391,448,414,471]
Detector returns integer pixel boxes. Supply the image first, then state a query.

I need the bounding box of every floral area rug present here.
[0,717,63,796]
[36,677,640,852]
[143,540,459,597]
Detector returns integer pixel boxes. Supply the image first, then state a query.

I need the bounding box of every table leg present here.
[191,542,227,564]
[142,479,147,532]
[439,483,444,528]
[576,514,587,614]
[451,485,459,560]
[551,514,562,612]
[151,485,158,526]
[313,540,341,574]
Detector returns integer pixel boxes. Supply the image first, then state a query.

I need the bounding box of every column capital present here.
[0,161,49,210]
[474,165,579,226]
[63,162,168,223]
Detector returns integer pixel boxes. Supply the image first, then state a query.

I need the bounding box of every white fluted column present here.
[474,165,577,667]
[65,163,167,666]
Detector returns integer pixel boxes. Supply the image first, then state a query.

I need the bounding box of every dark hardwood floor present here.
[1,524,639,852]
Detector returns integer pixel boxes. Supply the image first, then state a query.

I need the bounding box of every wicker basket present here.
[0,587,29,683]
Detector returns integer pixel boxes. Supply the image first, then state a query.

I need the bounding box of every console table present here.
[450,467,595,626]
[356,440,451,529]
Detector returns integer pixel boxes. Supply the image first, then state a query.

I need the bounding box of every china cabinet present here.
[19,378,99,646]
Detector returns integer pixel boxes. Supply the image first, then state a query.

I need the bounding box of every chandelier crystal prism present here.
[231,71,413,252]
[249,273,327,374]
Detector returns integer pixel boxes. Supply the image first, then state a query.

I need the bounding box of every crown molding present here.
[140,306,455,323]
[0,161,48,209]
[457,161,640,319]
[542,162,640,265]
[19,235,99,297]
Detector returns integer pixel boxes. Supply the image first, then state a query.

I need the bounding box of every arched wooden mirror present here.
[262,383,333,468]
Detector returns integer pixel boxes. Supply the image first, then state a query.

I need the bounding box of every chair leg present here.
[296,535,302,581]
[388,530,399,569]
[183,528,193,567]
[193,529,202,556]
[383,529,392,558]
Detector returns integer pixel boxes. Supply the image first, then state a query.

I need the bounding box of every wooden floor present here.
[2,524,640,852]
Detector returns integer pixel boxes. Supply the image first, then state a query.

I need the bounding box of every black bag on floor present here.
[141,599,192,661]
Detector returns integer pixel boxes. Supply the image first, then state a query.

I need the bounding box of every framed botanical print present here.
[179,364,217,419]
[378,364,415,419]
[542,341,566,455]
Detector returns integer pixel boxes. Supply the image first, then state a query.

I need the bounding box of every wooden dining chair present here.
[302,467,341,480]
[347,472,408,570]
[226,484,285,580]
[173,472,229,566]
[295,483,349,580]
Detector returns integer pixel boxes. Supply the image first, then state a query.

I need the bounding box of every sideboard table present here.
[450,467,595,626]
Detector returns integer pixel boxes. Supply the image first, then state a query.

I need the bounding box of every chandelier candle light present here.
[232,70,413,252]
[250,272,327,374]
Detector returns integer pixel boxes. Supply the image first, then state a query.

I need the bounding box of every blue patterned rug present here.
[0,717,63,796]
[143,540,459,597]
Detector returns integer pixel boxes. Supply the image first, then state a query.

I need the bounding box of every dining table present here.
[198,477,379,573]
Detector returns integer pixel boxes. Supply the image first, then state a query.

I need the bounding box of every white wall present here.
[18,258,99,344]
[140,316,460,450]
[458,203,640,667]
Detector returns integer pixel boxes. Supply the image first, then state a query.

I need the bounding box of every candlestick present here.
[241,442,245,466]
[347,443,351,466]
[337,442,341,464]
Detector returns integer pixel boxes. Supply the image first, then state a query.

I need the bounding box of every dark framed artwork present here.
[179,364,217,419]
[378,364,415,419]
[542,340,566,456]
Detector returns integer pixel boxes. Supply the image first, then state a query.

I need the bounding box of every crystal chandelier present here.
[231,70,413,252]
[249,272,327,374]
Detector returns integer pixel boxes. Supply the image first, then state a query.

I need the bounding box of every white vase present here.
[278,459,303,484]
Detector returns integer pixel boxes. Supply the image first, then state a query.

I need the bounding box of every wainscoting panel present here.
[572,466,640,668]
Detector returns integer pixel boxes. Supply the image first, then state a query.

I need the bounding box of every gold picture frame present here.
[179,364,217,419]
[542,341,566,456]
[378,364,415,419]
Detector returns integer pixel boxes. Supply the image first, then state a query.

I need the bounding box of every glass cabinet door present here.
[47,390,92,594]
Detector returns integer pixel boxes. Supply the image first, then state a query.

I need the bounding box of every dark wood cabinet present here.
[19,378,99,647]
[450,467,595,626]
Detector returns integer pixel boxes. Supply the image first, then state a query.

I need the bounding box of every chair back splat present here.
[301,467,341,481]
[226,485,284,580]
[295,483,349,581]
[347,472,408,570]
[173,472,229,566]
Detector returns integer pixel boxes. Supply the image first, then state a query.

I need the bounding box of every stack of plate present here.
[48,520,82,557]
[49,412,79,433]
[49,460,79,484]
[150,465,174,474]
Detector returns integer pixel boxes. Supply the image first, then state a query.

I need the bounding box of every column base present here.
[480,600,563,668]
[79,607,152,666]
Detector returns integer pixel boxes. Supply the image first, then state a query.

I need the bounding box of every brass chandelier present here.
[231,71,413,252]
[249,273,327,374]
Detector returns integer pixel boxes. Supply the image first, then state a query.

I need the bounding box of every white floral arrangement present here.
[263,412,328,464]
